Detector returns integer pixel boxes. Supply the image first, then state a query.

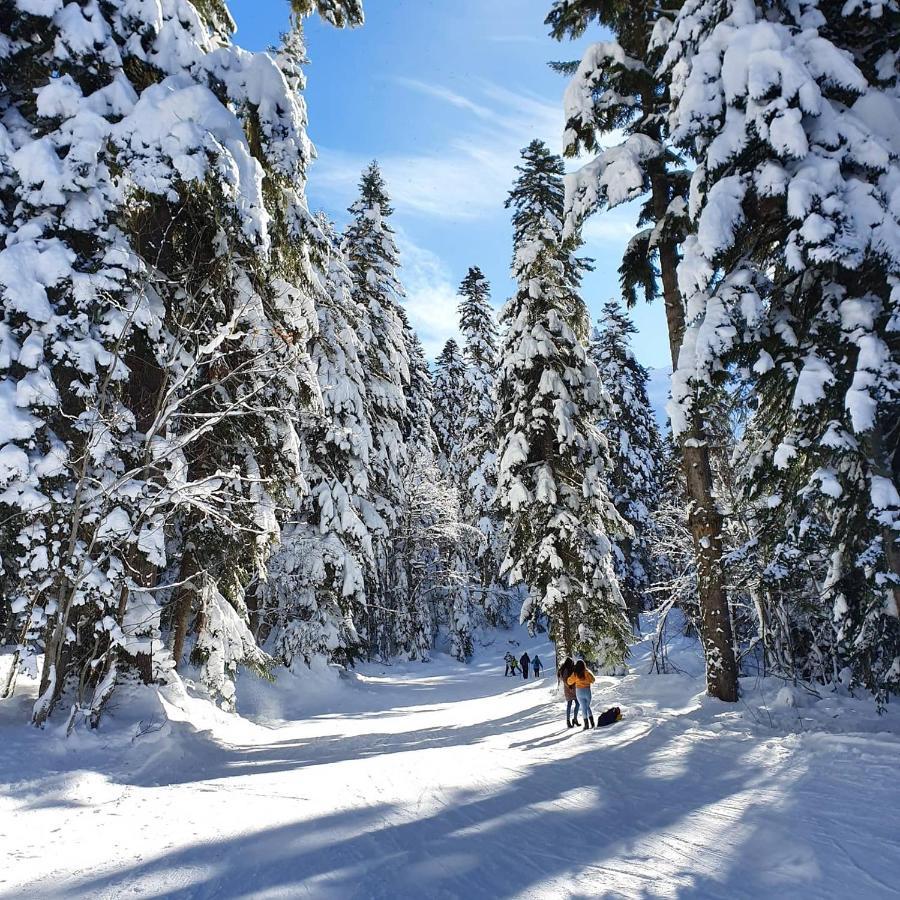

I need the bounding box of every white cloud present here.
[581,205,639,246]
[394,229,464,360]
[310,79,564,222]
[645,365,672,431]
[392,78,494,120]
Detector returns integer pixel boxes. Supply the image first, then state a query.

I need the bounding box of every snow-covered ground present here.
[2,621,900,899]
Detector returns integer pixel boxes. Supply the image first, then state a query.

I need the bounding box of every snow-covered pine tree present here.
[261,215,372,670]
[663,0,900,702]
[343,162,411,659]
[590,301,663,625]
[402,316,440,461]
[393,451,473,661]
[547,0,740,702]
[392,319,450,659]
[456,266,507,624]
[432,339,468,474]
[0,0,160,723]
[495,140,630,668]
[291,0,364,27]
[0,0,358,722]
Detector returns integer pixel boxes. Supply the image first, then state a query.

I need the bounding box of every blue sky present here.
[229,0,670,370]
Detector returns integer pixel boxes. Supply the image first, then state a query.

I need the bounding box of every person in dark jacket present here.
[532,655,543,678]
[558,657,580,727]
[520,651,530,679]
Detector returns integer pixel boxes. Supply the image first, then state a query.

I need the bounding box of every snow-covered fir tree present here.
[343,162,411,659]
[495,140,630,668]
[0,0,160,724]
[0,0,359,723]
[291,0,364,26]
[590,302,663,626]
[547,0,740,702]
[392,320,452,659]
[432,339,468,474]
[663,0,900,702]
[402,317,441,461]
[456,267,508,624]
[261,215,372,670]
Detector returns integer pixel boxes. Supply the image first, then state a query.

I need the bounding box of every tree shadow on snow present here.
[17,705,840,900]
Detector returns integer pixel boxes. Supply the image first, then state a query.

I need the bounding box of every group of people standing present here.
[558,657,596,730]
[502,649,617,731]
[504,651,543,679]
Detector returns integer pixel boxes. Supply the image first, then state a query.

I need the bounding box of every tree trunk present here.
[170,550,200,670]
[560,600,573,658]
[651,166,739,702]
[681,440,738,700]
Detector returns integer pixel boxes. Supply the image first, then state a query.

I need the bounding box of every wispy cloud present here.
[307,77,641,362]
[581,204,639,246]
[393,77,494,120]
[310,78,564,222]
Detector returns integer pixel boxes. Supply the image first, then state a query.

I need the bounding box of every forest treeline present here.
[0,0,897,730]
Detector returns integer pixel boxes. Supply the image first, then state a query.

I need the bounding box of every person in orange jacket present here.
[566,659,595,730]
[557,657,580,728]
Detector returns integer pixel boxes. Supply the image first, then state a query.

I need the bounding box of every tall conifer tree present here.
[495,140,629,666]
[432,339,468,474]
[664,0,900,701]
[547,0,739,701]
[457,267,507,623]
[343,162,411,659]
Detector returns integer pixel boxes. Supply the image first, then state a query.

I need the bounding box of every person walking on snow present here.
[532,655,543,678]
[504,652,519,677]
[520,651,531,679]
[557,657,580,728]
[567,660,596,729]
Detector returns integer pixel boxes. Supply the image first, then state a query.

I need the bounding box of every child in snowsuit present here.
[504,652,519,677]
[567,660,596,730]
[520,651,530,679]
[557,657,580,727]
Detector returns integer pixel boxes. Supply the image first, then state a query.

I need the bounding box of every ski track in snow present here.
[2,627,900,900]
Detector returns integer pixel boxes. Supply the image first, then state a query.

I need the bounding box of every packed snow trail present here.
[2,624,900,900]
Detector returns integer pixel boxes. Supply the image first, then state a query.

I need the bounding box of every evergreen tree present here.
[0,1,360,722]
[291,0,364,26]
[343,162,411,659]
[402,317,440,461]
[495,140,629,667]
[547,0,740,702]
[392,318,448,658]
[432,339,468,473]
[590,302,663,626]
[664,0,900,702]
[262,216,372,670]
[457,267,507,624]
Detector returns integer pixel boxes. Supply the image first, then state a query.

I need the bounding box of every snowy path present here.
[3,629,900,900]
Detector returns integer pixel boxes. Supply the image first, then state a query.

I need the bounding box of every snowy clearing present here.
[2,624,899,900]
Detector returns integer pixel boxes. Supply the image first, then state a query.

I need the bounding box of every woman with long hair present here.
[566,659,596,730]
[557,656,580,728]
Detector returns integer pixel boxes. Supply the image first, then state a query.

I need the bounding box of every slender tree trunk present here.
[560,601,572,658]
[651,167,739,702]
[170,550,200,670]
